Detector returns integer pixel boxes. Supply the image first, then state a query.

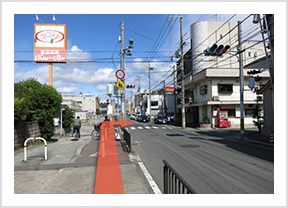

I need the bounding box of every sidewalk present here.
[14,123,153,194]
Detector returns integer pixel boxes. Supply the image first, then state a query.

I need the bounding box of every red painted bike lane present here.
[94,120,134,194]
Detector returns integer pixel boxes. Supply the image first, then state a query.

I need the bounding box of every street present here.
[126,119,274,194]
[14,119,274,195]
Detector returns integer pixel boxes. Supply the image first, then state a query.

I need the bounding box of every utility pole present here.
[238,21,244,140]
[120,21,126,120]
[161,80,167,116]
[180,14,185,129]
[172,65,177,119]
[135,75,141,114]
[148,57,153,116]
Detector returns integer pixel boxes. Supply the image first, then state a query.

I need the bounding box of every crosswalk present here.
[126,126,174,131]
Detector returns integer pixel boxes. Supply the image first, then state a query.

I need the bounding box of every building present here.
[176,21,270,128]
[62,93,100,121]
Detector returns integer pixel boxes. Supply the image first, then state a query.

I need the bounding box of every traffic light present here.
[203,44,230,56]
[126,84,135,88]
[203,44,217,56]
[219,45,230,56]
[189,98,193,104]
[247,68,264,75]
[106,99,109,104]
[127,48,132,56]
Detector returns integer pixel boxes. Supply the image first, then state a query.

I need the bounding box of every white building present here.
[62,93,100,121]
[176,21,270,128]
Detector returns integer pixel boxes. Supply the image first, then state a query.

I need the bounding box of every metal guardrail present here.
[123,128,131,153]
[163,160,197,194]
[24,137,47,161]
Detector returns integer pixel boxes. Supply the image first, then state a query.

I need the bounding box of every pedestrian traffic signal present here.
[203,44,230,56]
[189,98,193,104]
[247,68,264,75]
[106,99,109,104]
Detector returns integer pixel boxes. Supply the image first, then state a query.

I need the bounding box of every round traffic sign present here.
[115,69,125,80]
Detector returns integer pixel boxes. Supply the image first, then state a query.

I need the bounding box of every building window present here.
[218,84,233,93]
[245,109,254,117]
[200,85,207,95]
[248,52,251,57]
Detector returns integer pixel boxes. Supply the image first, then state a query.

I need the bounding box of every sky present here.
[3,1,287,207]
[14,12,261,100]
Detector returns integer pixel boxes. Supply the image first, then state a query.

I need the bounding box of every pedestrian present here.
[72,116,81,138]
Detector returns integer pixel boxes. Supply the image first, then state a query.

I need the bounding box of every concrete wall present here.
[14,121,41,151]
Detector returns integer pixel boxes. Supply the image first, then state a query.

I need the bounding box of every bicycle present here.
[91,124,101,140]
[91,123,119,140]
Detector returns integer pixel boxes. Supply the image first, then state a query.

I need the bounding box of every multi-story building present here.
[62,93,100,120]
[176,21,270,128]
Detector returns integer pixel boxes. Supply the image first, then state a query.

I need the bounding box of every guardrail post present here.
[163,160,197,194]
[24,137,47,161]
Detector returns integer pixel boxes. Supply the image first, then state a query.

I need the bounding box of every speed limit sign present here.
[115,69,125,80]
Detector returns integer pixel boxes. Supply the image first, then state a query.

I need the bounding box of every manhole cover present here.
[180,144,200,148]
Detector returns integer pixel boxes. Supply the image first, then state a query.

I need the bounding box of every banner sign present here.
[34,24,67,63]
[165,86,174,94]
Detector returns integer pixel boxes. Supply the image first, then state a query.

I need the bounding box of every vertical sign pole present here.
[120,22,126,120]
[49,63,53,86]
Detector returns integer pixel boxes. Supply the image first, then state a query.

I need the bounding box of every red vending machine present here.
[218,111,229,128]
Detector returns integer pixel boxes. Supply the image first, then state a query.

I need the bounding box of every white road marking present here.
[138,126,144,129]
[89,152,98,157]
[161,127,167,129]
[138,162,162,194]
[152,126,159,129]
[131,127,136,130]
[145,126,151,129]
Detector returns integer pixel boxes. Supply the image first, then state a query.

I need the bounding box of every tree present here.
[14,78,62,140]
[62,107,74,128]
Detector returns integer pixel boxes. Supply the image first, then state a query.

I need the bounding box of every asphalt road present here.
[126,119,274,194]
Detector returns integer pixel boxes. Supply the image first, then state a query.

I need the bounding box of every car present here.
[168,115,175,123]
[135,115,140,121]
[138,115,149,122]
[130,113,135,120]
[154,116,169,124]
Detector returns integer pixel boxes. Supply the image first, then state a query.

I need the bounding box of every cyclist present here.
[72,116,81,139]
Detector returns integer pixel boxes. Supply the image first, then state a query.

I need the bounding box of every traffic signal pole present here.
[238,21,245,139]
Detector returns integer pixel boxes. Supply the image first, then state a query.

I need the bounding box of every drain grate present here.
[180,144,200,148]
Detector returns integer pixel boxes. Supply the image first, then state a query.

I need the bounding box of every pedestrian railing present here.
[163,159,197,194]
[24,137,47,161]
[123,128,131,153]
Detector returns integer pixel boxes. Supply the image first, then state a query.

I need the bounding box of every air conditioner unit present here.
[212,96,219,101]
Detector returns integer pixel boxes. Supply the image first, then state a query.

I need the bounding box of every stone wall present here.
[14,121,41,151]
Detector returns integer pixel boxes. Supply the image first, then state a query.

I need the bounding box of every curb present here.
[69,140,90,163]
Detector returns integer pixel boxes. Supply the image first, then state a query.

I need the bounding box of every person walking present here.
[72,116,81,138]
